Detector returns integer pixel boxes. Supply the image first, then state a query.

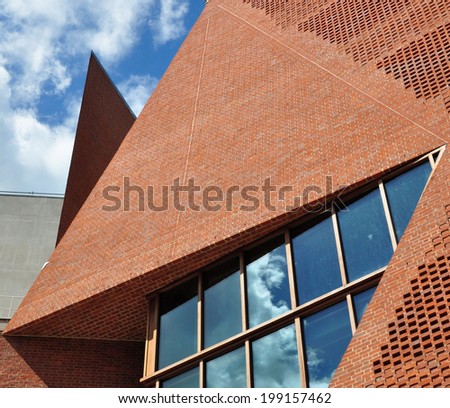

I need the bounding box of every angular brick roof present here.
[56,53,136,244]
[5,0,448,341]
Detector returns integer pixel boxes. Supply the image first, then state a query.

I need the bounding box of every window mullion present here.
[331,205,348,287]
[432,146,445,168]
[199,361,205,388]
[198,272,204,388]
[295,317,308,387]
[379,180,398,251]
[240,253,248,332]
[198,272,203,353]
[285,230,298,308]
[428,153,436,170]
[346,294,357,334]
[145,295,159,378]
[245,340,253,388]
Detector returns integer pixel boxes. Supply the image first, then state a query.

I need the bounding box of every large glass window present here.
[292,217,341,304]
[337,189,393,282]
[146,152,437,388]
[246,237,290,327]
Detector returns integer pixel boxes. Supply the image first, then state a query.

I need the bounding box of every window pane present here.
[206,347,246,388]
[246,237,291,328]
[353,286,377,326]
[158,279,197,369]
[303,301,352,388]
[162,366,199,388]
[292,217,342,304]
[338,189,393,282]
[252,324,300,387]
[204,260,242,348]
[385,161,432,242]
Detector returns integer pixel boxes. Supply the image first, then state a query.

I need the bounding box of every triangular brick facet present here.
[56,52,136,244]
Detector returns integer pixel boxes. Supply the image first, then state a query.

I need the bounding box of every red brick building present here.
[1,0,449,387]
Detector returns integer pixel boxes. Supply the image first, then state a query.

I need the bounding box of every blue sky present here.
[0,0,204,194]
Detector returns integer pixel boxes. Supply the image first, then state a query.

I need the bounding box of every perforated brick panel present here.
[243,0,450,112]
[431,203,450,254]
[371,255,450,388]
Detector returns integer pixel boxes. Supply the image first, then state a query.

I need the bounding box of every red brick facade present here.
[0,335,144,387]
[1,0,449,387]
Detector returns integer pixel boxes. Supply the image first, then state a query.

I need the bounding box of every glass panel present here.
[337,189,393,282]
[292,217,342,304]
[353,286,377,326]
[252,324,300,387]
[246,237,291,328]
[303,301,352,388]
[204,259,242,348]
[206,347,246,388]
[385,161,432,242]
[158,279,197,369]
[162,366,199,388]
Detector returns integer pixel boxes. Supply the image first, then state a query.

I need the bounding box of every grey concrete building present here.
[0,193,63,330]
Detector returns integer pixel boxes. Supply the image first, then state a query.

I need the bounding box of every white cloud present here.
[305,346,333,387]
[118,74,159,116]
[206,347,246,388]
[0,66,12,106]
[0,0,70,23]
[12,110,74,181]
[205,324,301,388]
[0,67,17,191]
[73,0,155,63]
[0,0,192,193]
[253,325,300,387]
[247,249,290,327]
[0,56,76,192]
[150,0,189,45]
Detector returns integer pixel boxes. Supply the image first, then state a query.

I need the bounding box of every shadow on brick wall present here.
[0,334,144,387]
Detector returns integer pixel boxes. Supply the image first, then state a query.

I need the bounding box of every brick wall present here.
[243,0,450,113]
[0,334,144,387]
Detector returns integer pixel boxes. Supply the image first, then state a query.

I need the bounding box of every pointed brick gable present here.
[56,52,136,244]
